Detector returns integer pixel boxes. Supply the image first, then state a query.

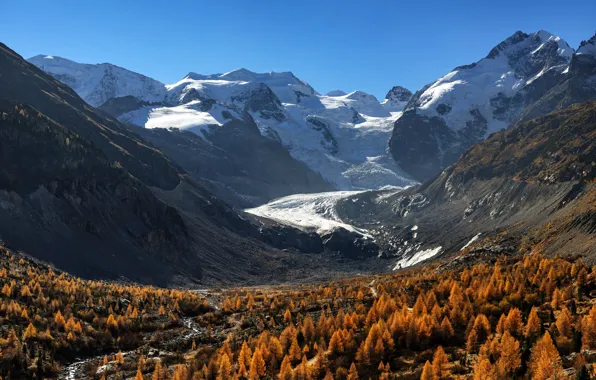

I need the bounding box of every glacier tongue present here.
[245,191,372,236]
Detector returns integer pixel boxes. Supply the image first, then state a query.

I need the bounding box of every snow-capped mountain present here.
[29,56,416,191]
[389,30,576,181]
[28,55,166,107]
[163,72,417,189]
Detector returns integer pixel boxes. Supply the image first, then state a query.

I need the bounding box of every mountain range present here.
[28,55,417,205]
[0,28,594,287]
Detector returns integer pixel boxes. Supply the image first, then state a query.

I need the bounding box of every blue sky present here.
[2,0,595,98]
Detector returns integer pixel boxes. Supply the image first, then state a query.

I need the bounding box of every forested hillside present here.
[1,244,594,379]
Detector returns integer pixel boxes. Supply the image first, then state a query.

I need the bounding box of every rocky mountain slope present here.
[389,30,580,182]
[29,56,417,202]
[133,111,333,207]
[338,100,596,268]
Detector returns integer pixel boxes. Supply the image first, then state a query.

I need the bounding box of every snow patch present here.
[461,233,481,251]
[393,246,442,270]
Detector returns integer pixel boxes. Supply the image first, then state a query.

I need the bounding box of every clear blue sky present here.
[2,0,595,98]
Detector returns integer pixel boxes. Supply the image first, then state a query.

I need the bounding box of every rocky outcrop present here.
[232,83,286,121]
[257,225,324,253]
[320,227,379,259]
[98,95,154,118]
[388,110,459,181]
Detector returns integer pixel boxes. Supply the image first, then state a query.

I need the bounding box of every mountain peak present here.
[220,68,257,79]
[218,68,298,82]
[345,90,379,102]
[384,86,412,102]
[184,71,209,80]
[577,33,596,57]
[485,30,573,61]
[28,54,79,67]
[486,30,529,59]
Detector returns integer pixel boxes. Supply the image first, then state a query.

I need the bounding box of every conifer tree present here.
[347,362,359,380]
[420,360,433,380]
[528,332,565,380]
[525,307,541,340]
[279,356,293,380]
[249,348,266,379]
[431,346,448,379]
[581,305,596,349]
[496,331,520,378]
[473,356,495,380]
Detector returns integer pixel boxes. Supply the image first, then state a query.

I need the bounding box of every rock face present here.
[0,100,193,285]
[320,228,379,259]
[257,224,324,254]
[390,30,575,182]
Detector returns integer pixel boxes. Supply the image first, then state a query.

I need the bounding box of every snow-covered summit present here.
[28,55,167,107]
[390,30,576,181]
[160,71,416,188]
[384,86,412,102]
[404,30,573,134]
[169,68,318,105]
[158,73,416,188]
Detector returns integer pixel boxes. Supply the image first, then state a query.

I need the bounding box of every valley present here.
[0,12,595,379]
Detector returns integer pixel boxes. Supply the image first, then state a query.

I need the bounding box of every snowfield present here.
[245,191,372,236]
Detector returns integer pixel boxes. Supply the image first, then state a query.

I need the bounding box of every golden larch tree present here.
[431,346,449,379]
[528,332,565,380]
